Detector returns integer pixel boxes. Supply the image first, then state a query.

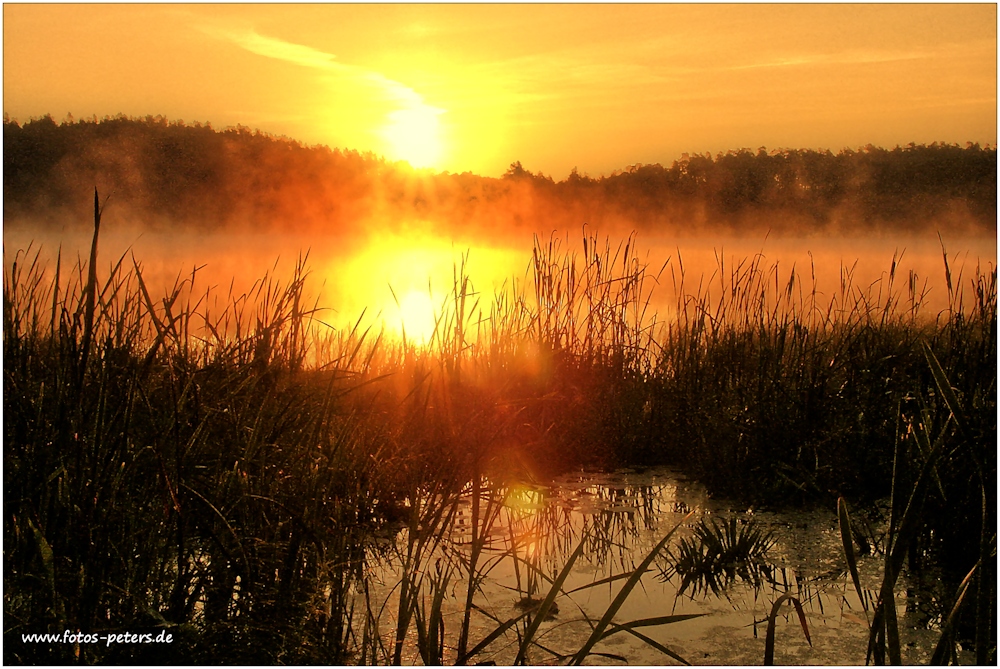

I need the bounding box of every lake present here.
[359,466,952,665]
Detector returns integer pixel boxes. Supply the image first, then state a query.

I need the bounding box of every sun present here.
[381,105,444,169]
[394,289,439,343]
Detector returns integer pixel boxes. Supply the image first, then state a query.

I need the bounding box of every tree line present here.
[4,114,995,235]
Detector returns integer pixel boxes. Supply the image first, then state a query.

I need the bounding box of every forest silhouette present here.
[4,114,996,238]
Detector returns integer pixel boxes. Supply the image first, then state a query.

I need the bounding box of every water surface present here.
[360,467,948,665]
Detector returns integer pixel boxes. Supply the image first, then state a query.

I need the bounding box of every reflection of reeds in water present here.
[661,515,776,598]
[580,483,670,565]
[347,474,706,664]
[494,475,679,575]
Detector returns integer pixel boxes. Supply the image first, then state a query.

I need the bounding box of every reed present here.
[834,340,996,665]
[4,198,388,663]
[5,205,995,663]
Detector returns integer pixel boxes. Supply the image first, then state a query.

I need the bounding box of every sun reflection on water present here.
[328,228,527,342]
[505,484,548,559]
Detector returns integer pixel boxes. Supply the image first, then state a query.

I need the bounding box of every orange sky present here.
[3,4,997,178]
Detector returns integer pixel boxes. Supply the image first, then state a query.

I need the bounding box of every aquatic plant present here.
[836,340,996,665]
[762,593,811,665]
[662,515,775,597]
[4,193,994,664]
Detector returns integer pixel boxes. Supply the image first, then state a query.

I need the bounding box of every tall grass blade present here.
[866,412,950,665]
[513,530,590,665]
[602,623,693,665]
[837,497,869,617]
[763,593,811,665]
[565,570,637,595]
[598,613,706,638]
[570,511,694,665]
[921,340,968,435]
[27,519,56,605]
[884,586,902,665]
[414,570,449,666]
[930,560,979,666]
[463,609,533,663]
[598,615,706,664]
[79,187,102,382]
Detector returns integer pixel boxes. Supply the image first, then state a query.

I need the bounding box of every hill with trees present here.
[4,114,996,237]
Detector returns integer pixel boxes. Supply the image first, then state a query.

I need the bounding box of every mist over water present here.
[643,230,997,317]
[4,216,995,344]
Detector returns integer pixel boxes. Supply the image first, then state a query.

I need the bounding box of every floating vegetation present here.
[662,515,776,597]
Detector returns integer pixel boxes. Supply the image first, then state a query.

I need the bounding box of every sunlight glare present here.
[382,104,445,169]
[327,229,528,343]
[395,289,438,343]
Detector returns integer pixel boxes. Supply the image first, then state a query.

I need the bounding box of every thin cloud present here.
[729,48,931,71]
[465,50,678,112]
[237,29,341,71]
[201,24,437,110]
